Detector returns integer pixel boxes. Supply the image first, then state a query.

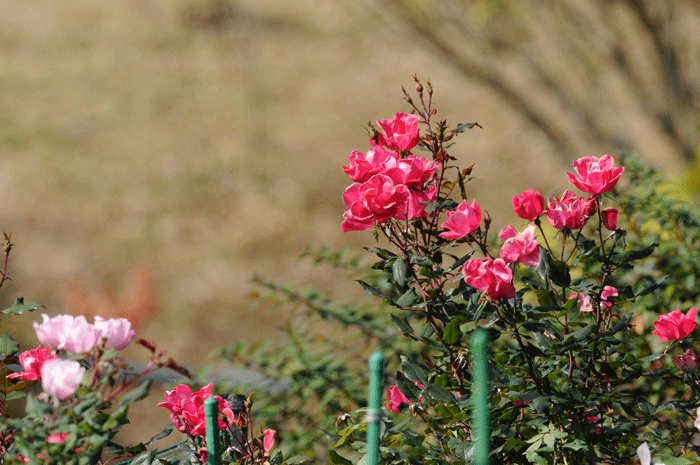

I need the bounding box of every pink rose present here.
[601,207,618,231]
[7,345,56,381]
[94,316,135,350]
[41,359,85,400]
[498,225,540,267]
[371,112,420,153]
[462,258,515,300]
[33,314,73,348]
[567,155,624,195]
[341,175,410,232]
[545,191,596,230]
[512,188,545,221]
[569,293,594,313]
[263,428,277,453]
[652,308,697,343]
[601,286,618,308]
[406,186,438,220]
[386,382,424,413]
[159,383,234,436]
[33,314,101,353]
[384,154,439,189]
[342,146,397,183]
[439,200,481,240]
[47,433,68,444]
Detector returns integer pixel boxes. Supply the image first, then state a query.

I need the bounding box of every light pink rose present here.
[652,308,697,343]
[462,258,515,300]
[569,293,595,313]
[601,207,618,231]
[545,191,596,230]
[41,359,85,399]
[567,155,624,195]
[94,316,135,350]
[512,188,545,221]
[371,112,420,153]
[33,314,101,353]
[498,225,540,267]
[159,383,234,436]
[7,345,56,381]
[439,199,481,240]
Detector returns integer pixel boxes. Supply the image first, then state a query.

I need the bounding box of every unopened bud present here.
[415,82,423,93]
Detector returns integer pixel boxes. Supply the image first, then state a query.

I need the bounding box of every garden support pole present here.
[367,351,384,465]
[472,328,489,465]
[205,396,221,465]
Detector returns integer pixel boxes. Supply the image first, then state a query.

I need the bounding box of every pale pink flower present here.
[371,112,421,153]
[439,199,481,240]
[652,308,697,343]
[7,345,56,381]
[512,188,545,221]
[498,225,540,267]
[462,258,515,300]
[695,406,700,433]
[567,155,624,195]
[41,359,85,400]
[94,316,135,350]
[33,314,73,348]
[33,314,101,353]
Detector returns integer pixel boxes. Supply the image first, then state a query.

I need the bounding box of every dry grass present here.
[0,0,691,452]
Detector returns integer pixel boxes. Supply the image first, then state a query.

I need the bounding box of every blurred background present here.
[1,0,699,451]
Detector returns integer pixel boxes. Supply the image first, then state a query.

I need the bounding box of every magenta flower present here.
[512,188,545,221]
[439,199,482,240]
[342,146,397,183]
[7,345,56,381]
[159,383,234,436]
[652,308,697,343]
[263,429,277,453]
[384,154,440,190]
[545,191,596,230]
[386,382,424,413]
[407,187,438,220]
[601,207,618,231]
[41,359,85,400]
[498,225,540,267]
[462,258,515,300]
[341,175,410,232]
[371,112,421,153]
[94,316,135,350]
[601,286,618,308]
[567,155,624,195]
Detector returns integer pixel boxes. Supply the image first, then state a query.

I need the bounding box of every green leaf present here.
[392,258,409,287]
[443,319,463,345]
[120,380,152,405]
[396,371,422,401]
[400,356,429,385]
[640,353,667,362]
[144,423,174,446]
[391,314,414,334]
[618,243,659,265]
[0,333,19,356]
[357,280,389,300]
[426,384,455,402]
[287,455,316,465]
[395,288,419,307]
[2,298,44,315]
[546,258,571,288]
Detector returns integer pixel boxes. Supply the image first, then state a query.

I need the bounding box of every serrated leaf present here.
[395,288,419,307]
[120,380,152,405]
[546,258,571,288]
[2,298,44,315]
[391,314,414,334]
[0,333,19,356]
[443,319,463,345]
[426,384,455,402]
[392,258,409,287]
[357,280,389,299]
[400,356,429,385]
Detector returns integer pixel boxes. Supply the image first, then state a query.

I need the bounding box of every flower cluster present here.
[341,112,441,231]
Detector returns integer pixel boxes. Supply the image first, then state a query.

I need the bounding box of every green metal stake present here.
[205,396,221,465]
[367,351,384,465]
[471,328,489,465]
